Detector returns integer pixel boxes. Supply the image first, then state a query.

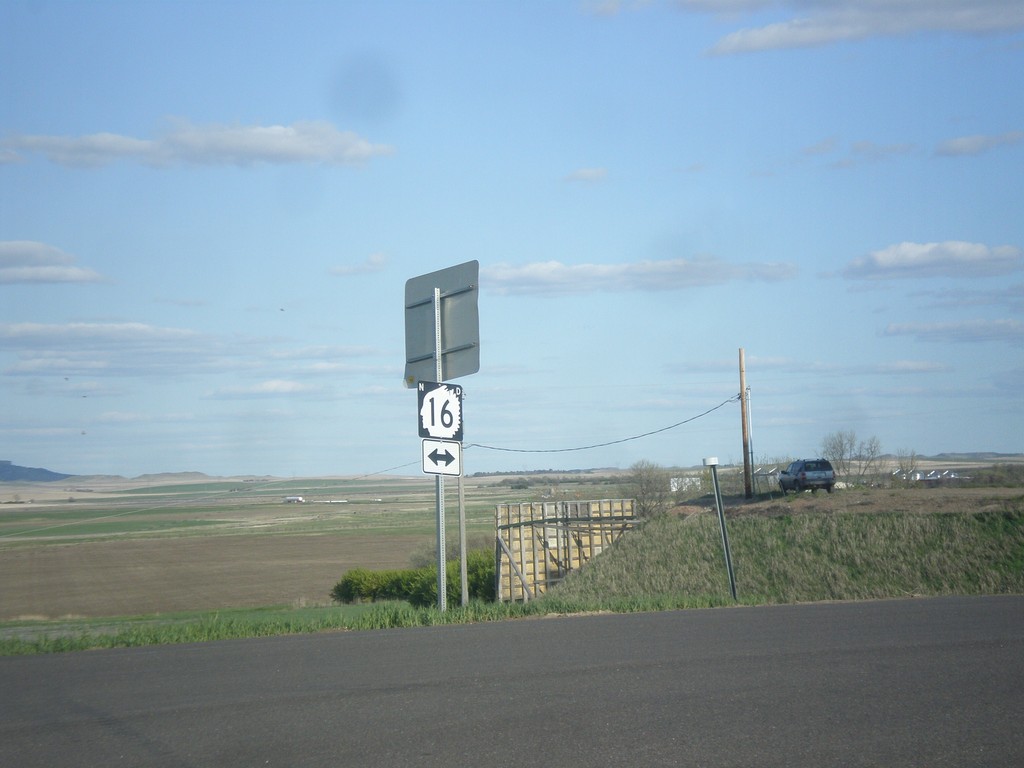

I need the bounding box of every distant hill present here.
[133,471,210,481]
[926,452,1024,463]
[0,460,73,483]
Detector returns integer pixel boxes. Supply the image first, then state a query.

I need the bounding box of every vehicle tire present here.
[811,487,817,494]
[826,485,834,494]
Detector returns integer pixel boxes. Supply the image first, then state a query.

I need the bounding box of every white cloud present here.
[483,256,795,295]
[0,321,216,378]
[802,136,839,156]
[843,241,1024,280]
[0,241,104,284]
[685,355,949,374]
[683,1,1024,55]
[0,321,200,347]
[330,253,388,277]
[798,138,916,168]
[935,130,1024,156]
[94,410,186,424]
[918,283,1024,311]
[0,321,383,394]
[7,133,157,168]
[267,345,376,361]
[871,360,951,374]
[564,167,608,183]
[207,379,317,399]
[884,319,1024,345]
[675,1,773,13]
[0,148,23,165]
[1,120,394,168]
[4,356,112,375]
[831,140,915,168]
[583,0,656,17]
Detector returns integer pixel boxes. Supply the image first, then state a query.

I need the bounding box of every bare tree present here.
[895,448,919,478]
[854,435,882,481]
[821,430,856,477]
[622,460,672,518]
[821,430,882,484]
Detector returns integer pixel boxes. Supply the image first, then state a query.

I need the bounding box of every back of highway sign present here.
[404,260,479,388]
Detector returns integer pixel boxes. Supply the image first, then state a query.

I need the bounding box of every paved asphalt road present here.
[1,596,1021,767]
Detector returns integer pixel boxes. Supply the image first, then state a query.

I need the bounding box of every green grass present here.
[551,510,1024,607]
[0,604,375,652]
[0,601,548,655]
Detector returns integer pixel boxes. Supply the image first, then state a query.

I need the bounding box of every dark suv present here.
[779,459,835,494]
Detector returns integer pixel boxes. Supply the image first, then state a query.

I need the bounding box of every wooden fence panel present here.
[495,499,638,601]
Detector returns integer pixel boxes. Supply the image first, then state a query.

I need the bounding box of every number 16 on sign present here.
[417,382,464,442]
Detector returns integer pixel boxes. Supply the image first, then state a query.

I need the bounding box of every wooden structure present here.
[495,499,638,601]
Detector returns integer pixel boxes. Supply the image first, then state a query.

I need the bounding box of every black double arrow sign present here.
[427,447,456,466]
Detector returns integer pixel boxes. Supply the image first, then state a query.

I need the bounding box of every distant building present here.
[670,476,701,493]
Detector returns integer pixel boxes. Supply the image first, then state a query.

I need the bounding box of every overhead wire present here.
[466,394,740,454]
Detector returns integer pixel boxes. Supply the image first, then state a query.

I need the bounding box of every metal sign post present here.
[458,472,468,607]
[405,262,480,612]
[705,457,738,600]
[432,288,446,612]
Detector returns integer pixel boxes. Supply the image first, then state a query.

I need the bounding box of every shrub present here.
[964,464,1024,488]
[466,549,496,602]
[331,550,496,607]
[330,568,375,603]
[330,568,422,603]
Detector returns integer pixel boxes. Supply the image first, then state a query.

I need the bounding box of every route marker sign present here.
[417,381,464,441]
[421,439,463,477]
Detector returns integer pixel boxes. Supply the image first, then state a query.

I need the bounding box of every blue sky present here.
[2,0,1022,478]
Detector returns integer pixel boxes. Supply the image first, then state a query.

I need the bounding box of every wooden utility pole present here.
[739,348,752,499]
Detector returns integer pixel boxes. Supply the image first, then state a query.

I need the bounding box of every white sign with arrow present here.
[421,438,462,477]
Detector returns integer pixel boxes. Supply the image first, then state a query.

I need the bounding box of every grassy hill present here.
[549,499,1024,609]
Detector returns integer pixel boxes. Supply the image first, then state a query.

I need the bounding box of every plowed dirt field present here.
[0,533,426,620]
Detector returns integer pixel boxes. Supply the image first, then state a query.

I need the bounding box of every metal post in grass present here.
[458,471,468,607]
[705,457,737,600]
